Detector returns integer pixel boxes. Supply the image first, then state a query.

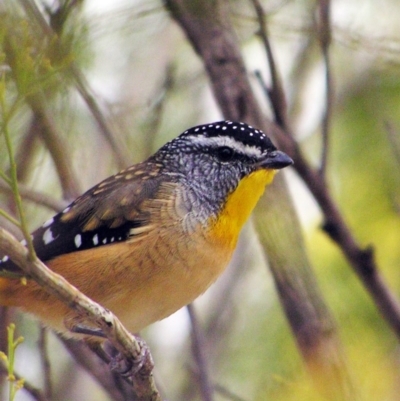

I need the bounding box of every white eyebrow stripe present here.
[187,135,264,158]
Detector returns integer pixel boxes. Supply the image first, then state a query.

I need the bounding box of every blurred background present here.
[1,0,400,400]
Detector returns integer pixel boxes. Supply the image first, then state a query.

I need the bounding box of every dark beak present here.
[259,150,293,169]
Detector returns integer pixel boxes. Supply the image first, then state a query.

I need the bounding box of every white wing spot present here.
[42,217,54,228]
[43,228,54,245]
[74,234,82,248]
[93,234,99,246]
[102,238,107,244]
[222,126,227,130]
[21,239,27,246]
[111,237,115,242]
[62,206,71,214]
[195,128,199,132]
[1,256,9,263]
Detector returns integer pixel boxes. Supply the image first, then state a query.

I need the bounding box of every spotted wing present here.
[0,162,167,277]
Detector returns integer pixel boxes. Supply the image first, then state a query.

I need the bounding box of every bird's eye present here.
[215,146,234,162]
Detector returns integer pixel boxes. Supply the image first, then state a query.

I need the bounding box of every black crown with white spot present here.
[180,121,275,153]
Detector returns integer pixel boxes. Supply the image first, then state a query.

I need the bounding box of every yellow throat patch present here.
[209,169,277,248]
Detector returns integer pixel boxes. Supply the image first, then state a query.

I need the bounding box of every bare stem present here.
[251,0,288,128]
[187,304,214,401]
[0,94,35,259]
[0,360,50,401]
[21,0,132,169]
[0,180,68,213]
[249,0,400,340]
[317,0,333,178]
[38,328,52,400]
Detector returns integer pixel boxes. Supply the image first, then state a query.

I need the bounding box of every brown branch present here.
[288,146,400,337]
[0,215,21,240]
[71,67,132,168]
[30,106,81,201]
[61,338,139,401]
[38,327,52,399]
[179,234,250,400]
[248,0,400,341]
[0,228,161,401]
[251,0,288,127]
[0,180,68,213]
[187,304,214,401]
[165,0,267,128]
[165,1,356,399]
[317,0,333,178]
[14,122,39,183]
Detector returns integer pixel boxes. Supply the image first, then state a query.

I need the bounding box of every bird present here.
[0,120,292,339]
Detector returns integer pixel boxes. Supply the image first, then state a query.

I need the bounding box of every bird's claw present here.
[104,336,154,377]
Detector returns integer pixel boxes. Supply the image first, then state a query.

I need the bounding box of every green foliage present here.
[0,60,35,258]
[0,324,24,401]
[1,16,72,97]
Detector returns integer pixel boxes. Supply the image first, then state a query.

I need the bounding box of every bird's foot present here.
[104,335,154,377]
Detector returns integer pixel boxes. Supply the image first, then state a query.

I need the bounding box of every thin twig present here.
[0,359,50,401]
[141,64,176,158]
[248,0,400,340]
[3,33,82,202]
[61,338,135,401]
[1,91,35,257]
[38,327,52,400]
[0,216,21,240]
[0,208,20,228]
[15,120,39,184]
[0,307,10,399]
[187,304,214,401]
[279,132,400,339]
[20,0,132,169]
[287,35,316,124]
[317,0,333,178]
[72,67,132,168]
[0,170,12,186]
[251,0,288,128]
[0,180,68,213]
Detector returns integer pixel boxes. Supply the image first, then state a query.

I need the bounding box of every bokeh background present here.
[1,0,400,400]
